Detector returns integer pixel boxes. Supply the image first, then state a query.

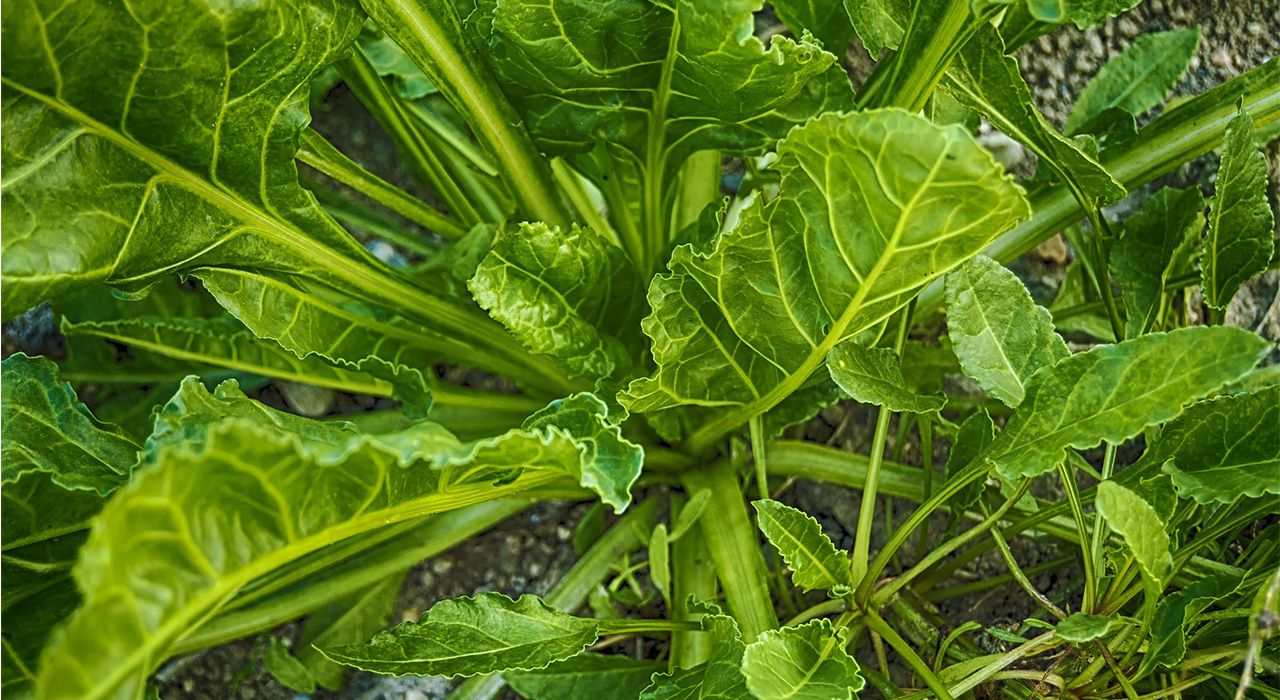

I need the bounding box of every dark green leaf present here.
[1135,387,1280,504]
[507,654,665,700]
[1066,29,1200,136]
[741,619,863,700]
[1055,613,1118,643]
[771,0,855,54]
[296,573,406,690]
[1050,259,1115,341]
[1110,187,1206,338]
[623,110,1029,449]
[827,343,946,414]
[264,639,317,694]
[1201,109,1275,309]
[322,593,596,677]
[945,410,996,517]
[470,222,644,382]
[1095,481,1173,590]
[1138,573,1243,678]
[752,500,850,592]
[985,327,1267,479]
[943,25,1125,207]
[945,255,1069,407]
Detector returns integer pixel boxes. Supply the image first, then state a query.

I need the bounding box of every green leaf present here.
[1095,481,1173,590]
[1110,187,1206,338]
[1023,0,1141,30]
[843,0,908,57]
[295,572,406,690]
[944,410,996,517]
[321,592,596,677]
[650,524,672,604]
[771,0,855,54]
[469,222,645,382]
[945,255,1069,407]
[985,327,1268,480]
[1201,109,1276,309]
[1050,259,1115,341]
[36,380,635,699]
[1,579,80,700]
[1066,29,1201,136]
[623,109,1029,450]
[741,619,864,700]
[752,500,850,592]
[264,639,317,694]
[470,0,853,170]
[1,354,138,494]
[669,489,712,542]
[507,654,666,700]
[641,612,750,699]
[521,394,644,514]
[1055,613,1118,643]
[1132,387,1280,504]
[943,25,1125,207]
[1137,573,1243,678]
[827,343,947,414]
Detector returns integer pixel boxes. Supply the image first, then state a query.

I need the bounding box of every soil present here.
[4,0,1277,698]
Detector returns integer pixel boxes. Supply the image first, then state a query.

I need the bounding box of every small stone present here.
[555,525,572,541]
[431,559,453,574]
[1118,18,1140,38]
[1210,47,1233,70]
[1085,29,1104,57]
[278,381,335,417]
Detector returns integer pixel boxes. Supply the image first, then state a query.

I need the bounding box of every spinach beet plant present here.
[3,0,1278,698]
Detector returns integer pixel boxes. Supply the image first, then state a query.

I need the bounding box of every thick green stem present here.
[361,0,570,230]
[683,462,778,641]
[852,404,894,586]
[671,497,718,669]
[863,610,955,700]
[856,0,975,111]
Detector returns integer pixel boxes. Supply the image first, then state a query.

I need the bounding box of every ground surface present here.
[5,1,1277,698]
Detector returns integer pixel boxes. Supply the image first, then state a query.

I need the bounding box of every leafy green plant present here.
[2,0,1277,698]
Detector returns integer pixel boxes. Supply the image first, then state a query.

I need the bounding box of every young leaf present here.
[669,489,712,542]
[985,327,1268,480]
[321,593,596,677]
[1050,259,1115,341]
[827,343,946,414]
[1201,109,1276,309]
[1095,481,1173,590]
[771,0,855,54]
[1023,0,1141,27]
[944,410,996,517]
[741,619,864,700]
[1137,573,1244,678]
[623,109,1029,449]
[641,613,750,699]
[843,0,908,58]
[649,524,672,605]
[943,25,1126,207]
[945,255,1069,407]
[1110,187,1206,338]
[1066,29,1201,136]
[264,639,317,694]
[507,654,666,700]
[36,380,637,699]
[1055,613,1118,643]
[1135,386,1280,504]
[752,500,851,592]
[469,222,644,382]
[295,573,406,690]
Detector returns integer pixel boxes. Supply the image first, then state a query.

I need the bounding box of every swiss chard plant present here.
[2,0,1278,698]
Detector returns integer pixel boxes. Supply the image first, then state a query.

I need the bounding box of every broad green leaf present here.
[1024,0,1141,29]
[321,593,596,677]
[771,0,855,54]
[741,619,863,700]
[944,410,996,517]
[622,110,1029,449]
[1110,187,1206,338]
[470,0,853,171]
[1137,573,1243,678]
[1,580,80,700]
[985,327,1268,480]
[264,639,317,694]
[641,612,750,699]
[36,380,637,699]
[60,315,430,414]
[827,343,947,414]
[1,354,138,494]
[1201,109,1276,309]
[1095,481,1173,590]
[943,25,1125,207]
[843,0,908,57]
[521,395,644,513]
[1055,613,1118,643]
[752,500,850,592]
[1134,387,1280,504]
[469,222,644,382]
[1066,29,1201,136]
[295,572,406,690]
[945,255,1069,407]
[507,654,666,700]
